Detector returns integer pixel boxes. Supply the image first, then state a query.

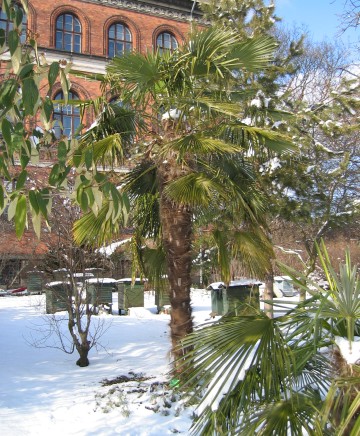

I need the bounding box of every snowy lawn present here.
[0,290,213,436]
[0,289,301,435]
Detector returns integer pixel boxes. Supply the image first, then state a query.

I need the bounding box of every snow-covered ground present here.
[0,290,213,436]
[0,290,301,436]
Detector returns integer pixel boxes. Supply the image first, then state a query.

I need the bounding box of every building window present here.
[108,23,132,58]
[55,13,81,53]
[53,90,80,138]
[156,32,178,54]
[0,6,27,44]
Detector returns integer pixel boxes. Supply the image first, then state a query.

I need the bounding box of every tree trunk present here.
[158,162,194,365]
[263,270,274,319]
[76,343,90,367]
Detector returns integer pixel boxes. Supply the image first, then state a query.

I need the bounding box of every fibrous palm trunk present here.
[158,161,193,365]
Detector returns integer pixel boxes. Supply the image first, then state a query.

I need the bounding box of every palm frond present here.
[236,391,323,436]
[230,228,274,278]
[164,172,226,208]
[161,134,241,159]
[180,27,241,78]
[181,28,276,77]
[140,245,167,287]
[131,193,161,239]
[85,134,124,168]
[219,123,296,154]
[178,314,295,434]
[73,199,125,246]
[229,35,278,72]
[106,50,166,103]
[122,160,158,197]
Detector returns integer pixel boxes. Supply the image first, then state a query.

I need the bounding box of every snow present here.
[2,288,349,434]
[161,109,184,121]
[335,336,360,365]
[86,278,118,284]
[0,290,212,436]
[98,238,132,256]
[259,157,282,174]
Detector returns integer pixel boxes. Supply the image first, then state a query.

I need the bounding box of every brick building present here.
[0,0,204,287]
[0,0,203,132]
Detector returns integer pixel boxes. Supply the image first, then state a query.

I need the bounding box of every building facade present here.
[2,0,202,130]
[0,0,203,287]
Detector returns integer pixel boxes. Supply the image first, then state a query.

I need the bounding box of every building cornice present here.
[78,0,205,24]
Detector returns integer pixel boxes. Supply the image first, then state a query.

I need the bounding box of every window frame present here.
[108,22,132,58]
[53,90,81,139]
[55,12,82,53]
[156,31,178,54]
[0,5,27,44]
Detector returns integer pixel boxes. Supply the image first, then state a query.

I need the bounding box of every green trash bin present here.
[27,271,45,295]
[223,280,261,315]
[207,282,225,316]
[86,278,116,314]
[208,280,261,316]
[117,278,145,314]
[155,288,171,313]
[46,281,71,314]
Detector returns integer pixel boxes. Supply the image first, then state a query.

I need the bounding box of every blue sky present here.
[275,0,358,46]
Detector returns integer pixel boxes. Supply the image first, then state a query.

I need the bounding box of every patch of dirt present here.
[100,371,153,386]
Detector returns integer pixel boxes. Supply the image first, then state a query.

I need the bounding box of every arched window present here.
[55,13,81,53]
[53,90,80,138]
[156,32,178,54]
[0,5,27,44]
[108,23,132,57]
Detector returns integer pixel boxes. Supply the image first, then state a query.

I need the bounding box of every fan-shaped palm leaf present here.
[73,199,126,246]
[178,314,296,435]
[161,134,241,159]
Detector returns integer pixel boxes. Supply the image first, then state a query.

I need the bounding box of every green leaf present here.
[16,170,27,190]
[15,7,23,27]
[20,153,30,169]
[38,189,49,220]
[0,79,17,117]
[11,46,22,74]
[23,78,39,116]
[1,118,13,146]
[73,149,82,167]
[94,172,106,184]
[85,149,93,170]
[43,97,53,122]
[48,163,60,186]
[58,141,67,164]
[80,190,89,212]
[15,194,27,238]
[28,190,40,214]
[0,29,6,47]
[48,62,59,89]
[60,69,69,104]
[122,192,130,213]
[110,184,120,218]
[86,186,95,207]
[8,30,19,55]
[0,156,11,180]
[19,63,34,79]
[8,196,18,221]
[0,184,5,211]
[31,210,41,239]
[76,185,83,205]
[91,186,103,215]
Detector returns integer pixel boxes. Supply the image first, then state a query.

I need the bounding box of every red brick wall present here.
[30,0,192,59]
[24,0,197,123]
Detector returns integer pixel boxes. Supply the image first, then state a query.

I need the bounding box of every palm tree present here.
[178,243,360,434]
[74,26,294,362]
